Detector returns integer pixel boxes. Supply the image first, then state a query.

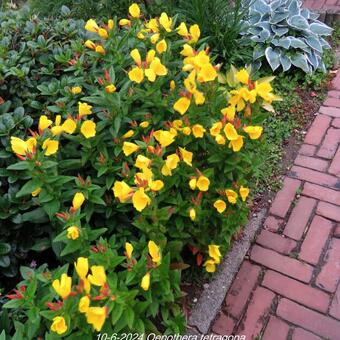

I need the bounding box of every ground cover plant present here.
[0,3,283,337]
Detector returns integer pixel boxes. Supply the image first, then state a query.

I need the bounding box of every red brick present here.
[277,298,340,339]
[263,216,284,232]
[330,283,340,320]
[236,287,274,339]
[328,90,340,99]
[289,165,339,189]
[329,147,340,176]
[294,155,329,171]
[304,114,331,145]
[335,224,340,237]
[211,313,235,335]
[224,261,260,319]
[303,182,340,206]
[269,177,301,218]
[250,245,313,283]
[319,106,340,118]
[317,201,340,222]
[284,196,316,240]
[262,316,289,340]
[256,230,296,254]
[332,118,340,128]
[298,144,317,156]
[331,72,340,90]
[299,215,333,265]
[316,128,340,159]
[262,270,330,312]
[326,0,337,5]
[292,328,322,340]
[316,238,340,292]
[324,97,340,108]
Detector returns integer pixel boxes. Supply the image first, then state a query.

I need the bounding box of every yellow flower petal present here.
[81,120,96,139]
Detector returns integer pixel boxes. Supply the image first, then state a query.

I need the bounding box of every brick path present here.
[303,0,340,11]
[210,73,340,339]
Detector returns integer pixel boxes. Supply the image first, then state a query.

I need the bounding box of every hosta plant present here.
[241,0,333,73]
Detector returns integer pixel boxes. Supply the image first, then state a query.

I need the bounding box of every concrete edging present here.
[187,208,267,334]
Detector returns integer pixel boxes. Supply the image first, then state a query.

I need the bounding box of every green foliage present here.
[241,0,333,73]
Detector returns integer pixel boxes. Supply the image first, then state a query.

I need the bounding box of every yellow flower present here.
[192,124,205,138]
[226,189,238,204]
[78,102,92,117]
[179,147,193,166]
[135,155,151,169]
[170,80,176,91]
[10,137,28,155]
[173,97,190,115]
[156,39,167,54]
[197,175,210,191]
[148,240,161,265]
[52,273,72,299]
[95,45,105,54]
[150,33,160,44]
[255,81,273,102]
[98,28,108,39]
[119,19,131,26]
[209,245,221,264]
[189,178,197,190]
[150,180,164,191]
[105,84,116,93]
[125,242,133,259]
[165,153,180,170]
[181,44,194,57]
[79,296,90,313]
[159,12,172,32]
[42,139,59,156]
[130,48,142,66]
[129,3,141,18]
[236,68,249,85]
[81,120,96,138]
[67,226,80,240]
[182,127,191,135]
[132,188,151,212]
[197,63,217,82]
[85,19,99,32]
[193,90,205,105]
[215,134,226,145]
[221,106,236,121]
[88,266,106,286]
[229,135,244,152]
[243,126,263,140]
[62,118,77,134]
[129,67,144,83]
[141,272,150,291]
[86,307,107,331]
[112,181,132,203]
[204,259,216,273]
[223,123,238,140]
[108,19,114,30]
[122,142,140,156]
[39,115,52,131]
[70,86,82,95]
[189,24,200,44]
[84,40,96,50]
[123,129,134,139]
[145,18,159,33]
[140,121,149,128]
[146,49,156,64]
[154,130,175,148]
[214,200,226,214]
[145,58,168,82]
[189,208,196,221]
[177,22,188,36]
[210,122,222,137]
[240,186,249,202]
[74,257,89,279]
[51,316,67,335]
[31,188,41,197]
[72,192,85,210]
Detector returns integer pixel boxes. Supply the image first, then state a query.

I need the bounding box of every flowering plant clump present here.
[3,240,184,335]
[5,3,280,334]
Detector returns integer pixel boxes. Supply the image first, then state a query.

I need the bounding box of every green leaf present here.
[16,179,42,198]
[124,308,135,329]
[87,228,107,241]
[111,304,124,325]
[60,240,82,256]
[43,200,60,218]
[0,255,10,268]
[31,238,51,252]
[0,243,11,255]
[7,161,29,170]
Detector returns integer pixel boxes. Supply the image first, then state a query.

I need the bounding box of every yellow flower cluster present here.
[49,240,162,334]
[204,245,222,273]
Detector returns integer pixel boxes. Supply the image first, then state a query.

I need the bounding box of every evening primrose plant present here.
[5,4,280,332]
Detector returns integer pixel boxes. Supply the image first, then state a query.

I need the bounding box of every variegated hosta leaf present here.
[265,46,281,71]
